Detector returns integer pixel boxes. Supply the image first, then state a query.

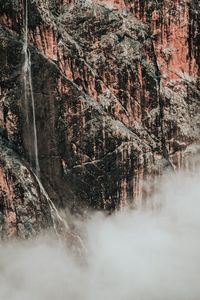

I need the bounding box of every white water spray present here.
[23,0,40,176]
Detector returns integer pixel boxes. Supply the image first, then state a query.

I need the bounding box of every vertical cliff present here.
[0,0,199,236]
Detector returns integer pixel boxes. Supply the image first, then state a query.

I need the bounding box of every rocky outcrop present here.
[0,0,199,235]
[0,140,53,239]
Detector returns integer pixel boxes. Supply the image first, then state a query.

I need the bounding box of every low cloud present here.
[0,169,200,300]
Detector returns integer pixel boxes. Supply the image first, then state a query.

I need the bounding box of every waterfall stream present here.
[22,0,86,255]
[22,0,67,234]
[23,0,40,176]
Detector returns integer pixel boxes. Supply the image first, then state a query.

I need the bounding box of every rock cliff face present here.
[0,140,53,239]
[0,0,199,237]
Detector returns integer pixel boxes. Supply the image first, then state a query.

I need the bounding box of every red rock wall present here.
[0,0,199,218]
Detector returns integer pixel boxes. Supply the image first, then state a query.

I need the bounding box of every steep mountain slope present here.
[0,0,199,237]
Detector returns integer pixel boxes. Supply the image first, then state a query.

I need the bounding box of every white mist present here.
[0,169,200,300]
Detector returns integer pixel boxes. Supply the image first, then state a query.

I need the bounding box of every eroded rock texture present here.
[0,140,53,239]
[0,0,199,235]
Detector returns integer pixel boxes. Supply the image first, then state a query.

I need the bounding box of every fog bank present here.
[0,170,200,300]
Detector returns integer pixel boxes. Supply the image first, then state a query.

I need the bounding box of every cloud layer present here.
[0,169,200,300]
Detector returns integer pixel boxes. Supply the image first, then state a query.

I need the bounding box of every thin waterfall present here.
[22,0,63,234]
[22,1,86,255]
[22,0,64,235]
[23,0,40,176]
